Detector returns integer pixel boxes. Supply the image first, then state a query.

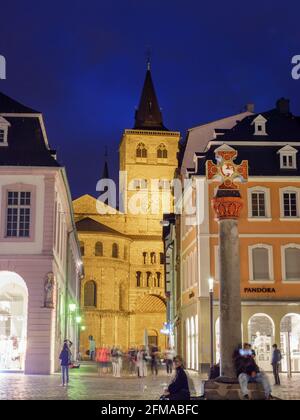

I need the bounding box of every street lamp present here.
[208,277,214,368]
[69,303,77,313]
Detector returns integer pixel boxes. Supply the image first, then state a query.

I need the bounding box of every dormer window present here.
[278,145,298,170]
[283,155,294,168]
[252,114,267,136]
[0,116,10,146]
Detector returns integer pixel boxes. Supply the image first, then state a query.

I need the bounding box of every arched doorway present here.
[0,271,28,370]
[248,313,274,371]
[147,329,158,347]
[135,294,166,351]
[280,313,300,372]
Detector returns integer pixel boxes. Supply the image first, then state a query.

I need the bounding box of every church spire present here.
[134,63,168,131]
[102,147,109,179]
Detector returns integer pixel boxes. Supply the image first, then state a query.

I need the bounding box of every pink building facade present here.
[0,93,82,374]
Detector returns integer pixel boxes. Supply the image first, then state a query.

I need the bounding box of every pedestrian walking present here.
[164,347,176,375]
[89,336,96,361]
[59,342,71,387]
[150,345,159,376]
[136,346,147,378]
[271,344,282,386]
[128,347,137,376]
[115,347,123,378]
[111,346,118,376]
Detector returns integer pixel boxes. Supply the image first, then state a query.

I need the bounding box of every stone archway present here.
[248,313,275,371]
[0,271,28,370]
[280,313,300,372]
[134,294,167,351]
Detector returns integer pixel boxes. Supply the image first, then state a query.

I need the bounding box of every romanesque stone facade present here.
[74,67,180,353]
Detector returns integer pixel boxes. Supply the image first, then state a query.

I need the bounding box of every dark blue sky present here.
[0,0,299,197]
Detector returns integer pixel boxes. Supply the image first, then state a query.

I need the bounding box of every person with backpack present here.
[271,344,282,386]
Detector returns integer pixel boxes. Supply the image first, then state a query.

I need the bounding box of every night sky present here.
[0,0,299,198]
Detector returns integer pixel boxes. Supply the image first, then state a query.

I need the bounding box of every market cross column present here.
[206,144,248,381]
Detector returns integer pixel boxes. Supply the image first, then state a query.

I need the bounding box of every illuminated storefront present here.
[0,272,27,370]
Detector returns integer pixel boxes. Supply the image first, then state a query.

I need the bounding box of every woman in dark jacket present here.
[59,342,71,386]
[163,356,190,400]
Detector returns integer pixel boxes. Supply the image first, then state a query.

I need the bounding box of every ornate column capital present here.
[212,195,243,220]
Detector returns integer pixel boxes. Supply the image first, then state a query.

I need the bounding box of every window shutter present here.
[285,248,300,280]
[253,248,269,280]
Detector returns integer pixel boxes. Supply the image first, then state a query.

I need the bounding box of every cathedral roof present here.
[134,67,168,131]
[76,217,128,238]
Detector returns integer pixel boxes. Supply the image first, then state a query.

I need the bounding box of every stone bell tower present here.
[119,63,180,235]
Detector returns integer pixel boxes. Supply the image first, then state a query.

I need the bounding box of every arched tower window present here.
[156,272,161,288]
[136,143,147,158]
[157,144,168,159]
[84,281,97,307]
[146,271,152,287]
[95,242,103,256]
[136,271,142,287]
[150,252,156,264]
[80,241,85,256]
[112,243,119,258]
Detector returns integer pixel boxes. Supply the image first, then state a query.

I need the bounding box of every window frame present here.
[136,143,148,161]
[95,241,103,257]
[252,114,267,136]
[0,117,10,147]
[278,146,298,170]
[112,242,119,258]
[1,183,36,242]
[157,144,168,160]
[281,244,300,283]
[84,280,97,307]
[247,186,271,220]
[248,244,274,283]
[280,187,300,219]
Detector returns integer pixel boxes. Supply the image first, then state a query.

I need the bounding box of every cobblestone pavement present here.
[0,363,299,400]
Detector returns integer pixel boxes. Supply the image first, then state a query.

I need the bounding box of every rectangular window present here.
[282,154,294,168]
[251,192,266,217]
[285,248,300,281]
[252,247,270,281]
[283,192,298,217]
[0,129,4,143]
[6,191,31,237]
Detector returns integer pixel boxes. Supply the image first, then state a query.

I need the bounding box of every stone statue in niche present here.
[44,272,55,308]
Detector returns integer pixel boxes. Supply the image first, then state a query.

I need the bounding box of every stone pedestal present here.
[204,380,265,400]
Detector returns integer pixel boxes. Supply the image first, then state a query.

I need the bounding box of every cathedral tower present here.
[119,64,180,235]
